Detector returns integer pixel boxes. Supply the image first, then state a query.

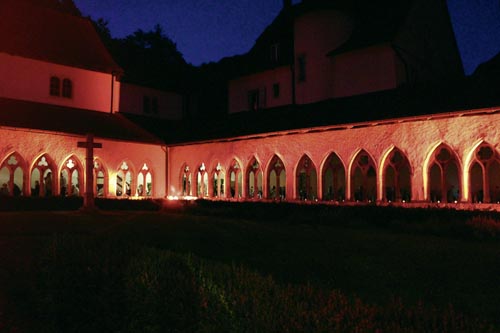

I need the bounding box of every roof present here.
[0,97,163,144]
[0,0,122,74]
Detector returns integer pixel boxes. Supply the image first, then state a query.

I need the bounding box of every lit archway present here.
[428,145,461,203]
[30,154,56,197]
[321,152,345,201]
[137,163,153,197]
[196,163,208,198]
[296,154,317,200]
[181,164,192,196]
[350,150,376,202]
[212,162,225,198]
[60,156,83,196]
[93,158,107,197]
[228,159,242,198]
[268,155,286,199]
[0,152,26,196]
[382,148,412,202]
[116,161,134,197]
[468,144,500,203]
[246,157,263,199]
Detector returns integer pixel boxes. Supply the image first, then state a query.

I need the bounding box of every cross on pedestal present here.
[77,133,102,209]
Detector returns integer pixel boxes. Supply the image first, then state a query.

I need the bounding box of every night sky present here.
[73,0,500,75]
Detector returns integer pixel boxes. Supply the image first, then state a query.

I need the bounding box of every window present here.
[143,96,151,114]
[270,43,280,63]
[50,76,60,96]
[62,79,72,98]
[297,55,306,82]
[273,83,280,98]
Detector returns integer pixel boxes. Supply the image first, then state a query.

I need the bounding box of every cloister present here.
[168,107,500,205]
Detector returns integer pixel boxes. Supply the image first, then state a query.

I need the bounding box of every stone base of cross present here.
[77,133,102,210]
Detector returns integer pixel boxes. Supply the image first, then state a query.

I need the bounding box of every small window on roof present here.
[50,76,60,96]
[273,83,280,98]
[143,96,151,114]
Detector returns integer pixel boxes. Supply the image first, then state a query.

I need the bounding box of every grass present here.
[1,202,500,331]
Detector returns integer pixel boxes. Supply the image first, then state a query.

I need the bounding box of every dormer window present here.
[50,76,60,96]
[62,79,72,98]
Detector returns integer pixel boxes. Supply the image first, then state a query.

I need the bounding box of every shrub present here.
[466,216,500,239]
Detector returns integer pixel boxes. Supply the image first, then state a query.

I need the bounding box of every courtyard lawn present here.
[1,202,500,331]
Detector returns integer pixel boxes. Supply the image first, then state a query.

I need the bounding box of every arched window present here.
[62,79,72,98]
[212,162,225,198]
[116,161,133,197]
[322,152,345,201]
[268,155,286,199]
[383,149,412,202]
[0,152,25,196]
[137,163,153,197]
[31,155,55,197]
[197,163,208,198]
[50,76,60,96]
[60,156,83,196]
[247,157,263,199]
[228,159,242,198]
[428,145,460,203]
[469,144,500,203]
[351,150,376,202]
[93,158,107,197]
[181,165,192,196]
[296,155,317,200]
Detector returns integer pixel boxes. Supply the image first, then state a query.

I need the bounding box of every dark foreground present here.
[1,200,499,332]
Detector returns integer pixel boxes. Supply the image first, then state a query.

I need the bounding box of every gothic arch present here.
[350,149,377,202]
[59,155,84,196]
[93,157,108,197]
[266,154,286,199]
[320,151,346,201]
[115,160,135,197]
[0,152,27,196]
[30,153,56,197]
[295,154,317,200]
[180,163,193,197]
[137,161,154,197]
[246,156,263,199]
[426,143,462,203]
[227,158,243,198]
[211,161,226,198]
[380,147,412,202]
[196,162,209,198]
[466,142,500,203]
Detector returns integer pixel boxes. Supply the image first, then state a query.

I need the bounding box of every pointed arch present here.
[295,154,317,200]
[350,149,377,202]
[59,155,83,197]
[466,142,500,203]
[196,162,208,198]
[321,152,345,201]
[381,147,412,202]
[30,154,56,197]
[137,161,154,197]
[427,143,461,203]
[180,163,192,197]
[228,158,243,198]
[0,152,27,196]
[116,160,135,197]
[211,161,226,198]
[246,156,263,199]
[93,157,108,197]
[267,154,286,199]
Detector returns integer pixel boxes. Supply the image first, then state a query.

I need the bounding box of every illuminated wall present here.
[167,107,500,204]
[0,53,120,113]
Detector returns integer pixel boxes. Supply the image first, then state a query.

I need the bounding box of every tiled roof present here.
[0,97,163,144]
[0,0,122,74]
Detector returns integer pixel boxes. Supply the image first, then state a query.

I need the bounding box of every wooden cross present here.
[77,133,102,209]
